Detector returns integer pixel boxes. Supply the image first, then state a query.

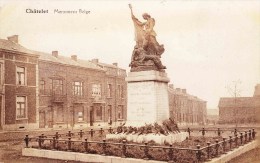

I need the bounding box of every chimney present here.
[254,84,260,97]
[176,88,181,92]
[52,51,58,58]
[7,35,18,44]
[169,84,174,89]
[112,62,118,67]
[92,59,99,64]
[182,89,187,94]
[71,55,77,61]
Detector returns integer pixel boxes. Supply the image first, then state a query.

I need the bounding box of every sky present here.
[0,0,259,109]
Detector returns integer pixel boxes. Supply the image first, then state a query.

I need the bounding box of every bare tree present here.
[225,80,242,128]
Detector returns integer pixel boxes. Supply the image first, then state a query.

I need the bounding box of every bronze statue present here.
[129,4,166,72]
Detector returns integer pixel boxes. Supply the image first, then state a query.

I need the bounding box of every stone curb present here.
[206,140,258,163]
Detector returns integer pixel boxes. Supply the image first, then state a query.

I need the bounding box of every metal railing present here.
[24,128,257,162]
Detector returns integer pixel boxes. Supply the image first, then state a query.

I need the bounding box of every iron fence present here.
[24,127,257,163]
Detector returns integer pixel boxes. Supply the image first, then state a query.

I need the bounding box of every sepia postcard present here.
[0,0,259,163]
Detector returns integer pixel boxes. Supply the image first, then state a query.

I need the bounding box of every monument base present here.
[126,70,170,126]
[106,132,189,145]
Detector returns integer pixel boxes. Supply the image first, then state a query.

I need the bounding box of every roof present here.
[97,62,117,69]
[37,51,104,71]
[218,97,256,108]
[0,39,38,56]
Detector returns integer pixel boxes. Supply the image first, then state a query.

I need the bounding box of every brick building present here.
[219,84,260,124]
[0,35,39,130]
[168,84,207,125]
[37,51,127,129]
[0,34,208,130]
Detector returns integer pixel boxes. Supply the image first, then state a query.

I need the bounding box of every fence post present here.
[217,128,221,136]
[215,139,219,156]
[38,136,42,149]
[168,144,174,163]
[84,139,88,153]
[100,128,104,136]
[234,129,237,136]
[24,135,29,148]
[78,130,84,139]
[109,127,113,134]
[252,129,256,139]
[55,132,59,140]
[196,145,201,162]
[229,136,232,150]
[235,134,238,147]
[187,128,191,137]
[67,137,72,151]
[244,131,248,143]
[249,130,252,141]
[52,137,56,150]
[144,142,149,160]
[41,134,45,144]
[240,133,243,145]
[202,128,205,137]
[102,139,107,156]
[206,142,211,160]
[90,129,94,138]
[122,140,127,158]
[223,138,226,153]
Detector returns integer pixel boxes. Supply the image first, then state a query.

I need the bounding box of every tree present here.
[225,80,242,128]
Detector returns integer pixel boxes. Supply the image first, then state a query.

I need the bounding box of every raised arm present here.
[129,4,144,26]
[129,4,134,17]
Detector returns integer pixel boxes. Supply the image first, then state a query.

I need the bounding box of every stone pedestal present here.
[125,70,170,126]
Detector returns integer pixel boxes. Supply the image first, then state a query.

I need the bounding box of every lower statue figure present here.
[129,47,166,71]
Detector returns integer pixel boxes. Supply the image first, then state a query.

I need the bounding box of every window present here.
[16,67,25,85]
[57,106,64,122]
[73,81,83,96]
[117,85,124,98]
[96,106,102,120]
[78,112,83,122]
[16,96,26,119]
[51,79,63,95]
[107,84,112,97]
[40,80,45,94]
[108,105,112,118]
[118,105,124,119]
[0,64,2,84]
[92,84,101,97]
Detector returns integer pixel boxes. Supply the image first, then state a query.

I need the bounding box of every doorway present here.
[90,106,94,126]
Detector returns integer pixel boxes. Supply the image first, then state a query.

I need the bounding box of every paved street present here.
[0,140,85,163]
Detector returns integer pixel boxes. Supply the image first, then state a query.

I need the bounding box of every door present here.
[90,106,94,126]
[39,111,46,128]
[0,96,2,130]
[108,105,112,125]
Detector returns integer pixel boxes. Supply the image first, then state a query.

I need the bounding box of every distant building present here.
[168,84,207,125]
[218,84,260,124]
[206,109,219,125]
[0,35,39,130]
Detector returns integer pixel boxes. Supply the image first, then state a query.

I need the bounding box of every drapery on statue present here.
[129,4,166,72]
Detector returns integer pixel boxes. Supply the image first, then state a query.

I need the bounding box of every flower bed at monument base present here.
[29,136,222,162]
[106,132,189,145]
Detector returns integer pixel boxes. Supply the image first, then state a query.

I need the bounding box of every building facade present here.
[0,35,39,130]
[0,35,208,130]
[219,84,260,124]
[168,84,207,125]
[38,52,127,129]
